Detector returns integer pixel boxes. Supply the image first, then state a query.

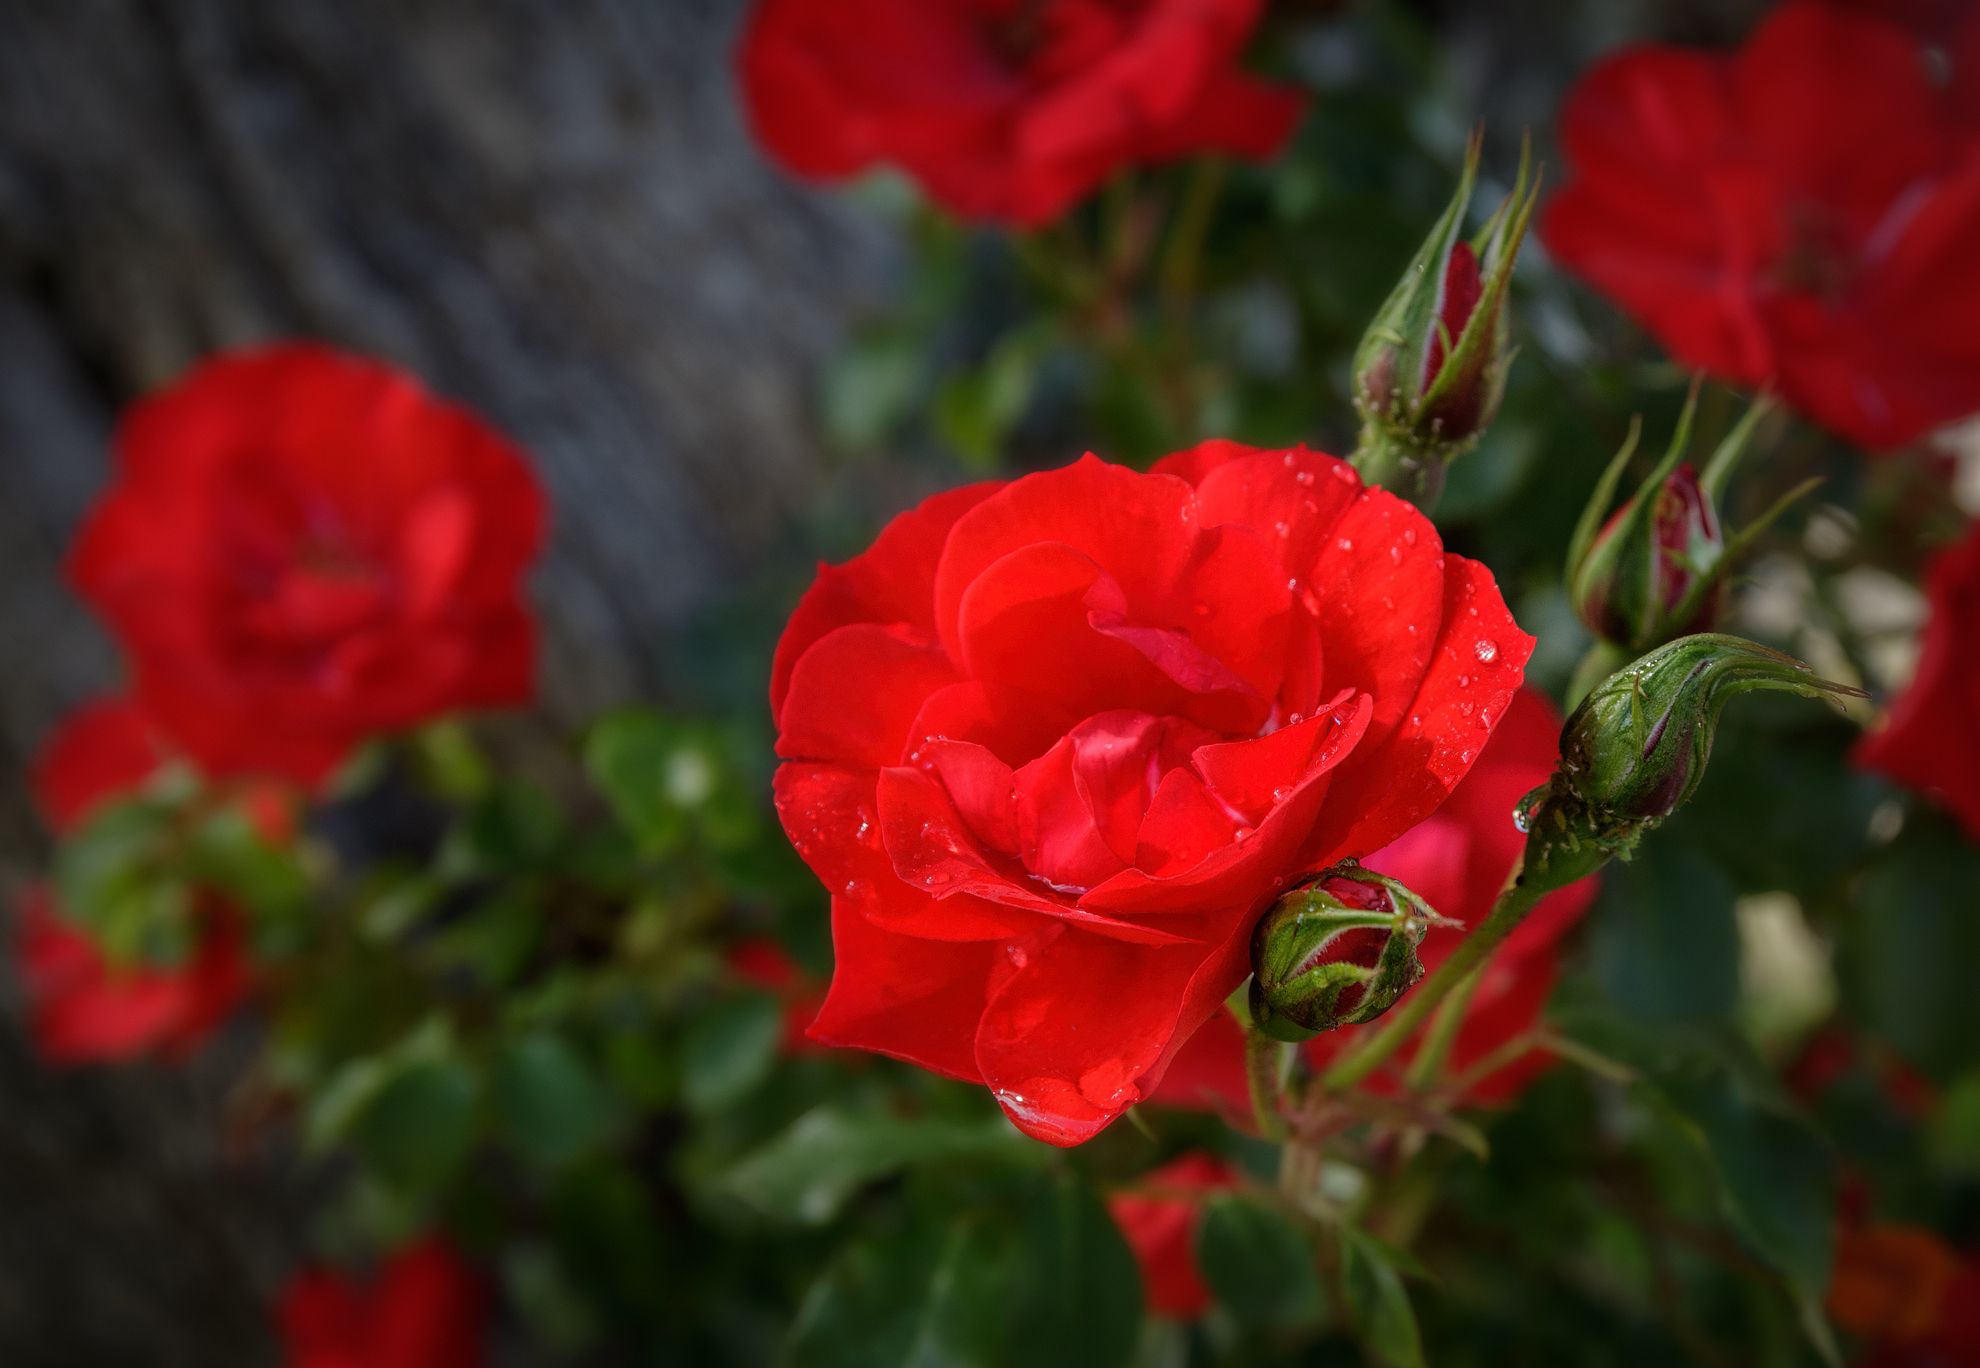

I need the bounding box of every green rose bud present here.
[1248,866,1453,1043]
[1351,133,1539,510]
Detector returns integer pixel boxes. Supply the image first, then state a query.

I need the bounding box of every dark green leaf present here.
[681,992,784,1114]
[1342,1228,1424,1368]
[1008,1170,1143,1368]
[1586,836,1739,1025]
[1197,1194,1326,1328]
[493,1031,608,1171]
[780,1219,1012,1368]
[723,1105,1035,1225]
[349,1059,478,1194]
[1854,819,1980,1078]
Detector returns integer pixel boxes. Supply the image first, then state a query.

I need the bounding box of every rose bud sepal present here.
[1564,387,1820,704]
[1248,865,1457,1043]
[1522,634,1865,880]
[1352,134,1539,511]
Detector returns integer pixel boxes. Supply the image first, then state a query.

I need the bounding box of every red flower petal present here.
[776,623,961,767]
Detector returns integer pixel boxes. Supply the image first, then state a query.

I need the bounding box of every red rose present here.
[1855,521,1980,840]
[1106,1151,1239,1319]
[29,696,172,832]
[772,447,1532,1144]
[1542,0,1980,451]
[278,1238,484,1368]
[70,344,546,786]
[737,0,1306,226]
[1152,687,1598,1114]
[14,888,248,1066]
[726,936,830,1052]
[15,697,252,1064]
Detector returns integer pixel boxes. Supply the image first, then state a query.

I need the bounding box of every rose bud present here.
[1543,634,1863,842]
[1565,390,1816,703]
[1352,134,1539,510]
[1247,866,1453,1043]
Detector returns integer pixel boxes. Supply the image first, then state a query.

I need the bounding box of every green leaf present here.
[1197,1195,1326,1328]
[1342,1228,1424,1368]
[681,992,784,1114]
[1586,837,1739,1025]
[492,1031,608,1172]
[1008,1170,1143,1368]
[349,1059,479,1194]
[723,1106,1035,1225]
[823,338,922,453]
[780,1219,1012,1368]
[1855,819,1980,1078]
[1664,1068,1836,1302]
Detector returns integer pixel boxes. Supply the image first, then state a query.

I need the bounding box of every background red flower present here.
[772,445,1531,1144]
[278,1238,484,1368]
[1542,0,1980,451]
[1854,521,1980,840]
[69,344,546,786]
[738,0,1306,225]
[1105,1150,1239,1319]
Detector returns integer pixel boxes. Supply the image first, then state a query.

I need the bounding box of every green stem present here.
[1322,870,1549,1094]
[1246,1027,1290,1140]
[1402,962,1484,1091]
[1159,156,1225,322]
[1351,422,1447,513]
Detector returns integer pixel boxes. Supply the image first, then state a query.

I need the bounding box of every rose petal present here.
[776,623,961,767]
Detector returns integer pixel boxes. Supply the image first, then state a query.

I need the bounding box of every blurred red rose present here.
[1827,1222,1980,1367]
[15,888,248,1066]
[1152,687,1598,1114]
[1106,1151,1239,1318]
[726,936,829,1051]
[278,1237,484,1368]
[737,0,1306,226]
[15,696,253,1064]
[1854,521,1980,840]
[69,344,546,787]
[772,445,1532,1144]
[1542,0,1980,451]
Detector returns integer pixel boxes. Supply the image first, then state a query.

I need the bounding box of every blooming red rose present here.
[1854,521,1980,840]
[1152,687,1598,1114]
[278,1237,484,1368]
[69,344,546,786]
[1106,1151,1239,1319]
[737,0,1306,226]
[772,446,1532,1144]
[1542,0,1980,451]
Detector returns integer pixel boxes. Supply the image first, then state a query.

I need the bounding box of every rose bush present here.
[738,0,1305,225]
[69,344,545,786]
[1854,521,1980,839]
[772,445,1532,1143]
[1542,0,1980,451]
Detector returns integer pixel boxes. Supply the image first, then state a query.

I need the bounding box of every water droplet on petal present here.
[1337,537,1353,550]
[1478,710,1493,729]
[1271,785,1294,803]
[1513,806,1533,834]
[1474,639,1499,664]
[1193,601,1212,617]
[1287,712,1303,725]
[1332,464,1358,483]
[1458,701,1473,716]
[844,879,866,896]
[1007,944,1029,969]
[1411,714,1421,726]
[1456,675,1469,687]
[1459,750,1474,764]
[1406,623,1417,636]
[1234,826,1255,842]
[1403,528,1417,547]
[1275,521,1290,538]
[1389,546,1402,564]
[1287,578,1299,594]
[1295,469,1315,487]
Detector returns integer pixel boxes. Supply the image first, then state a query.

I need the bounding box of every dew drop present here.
[1337,537,1353,550]
[843,879,867,896]
[1295,469,1315,486]
[1193,601,1212,617]
[1272,785,1295,803]
[1389,546,1402,565]
[1331,464,1357,483]
[1473,639,1499,664]
[1234,826,1256,842]
[1403,528,1417,547]
[1459,750,1474,764]
[1411,715,1421,726]
[1287,712,1303,725]
[1287,578,1299,593]
[1478,710,1493,729]
[1007,944,1029,969]
[1458,701,1474,717]
[1513,806,1533,834]
[1456,674,1469,687]
[1406,623,1417,636]
[1275,520,1290,538]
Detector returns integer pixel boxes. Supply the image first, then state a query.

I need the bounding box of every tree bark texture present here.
[0,1,885,1361]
